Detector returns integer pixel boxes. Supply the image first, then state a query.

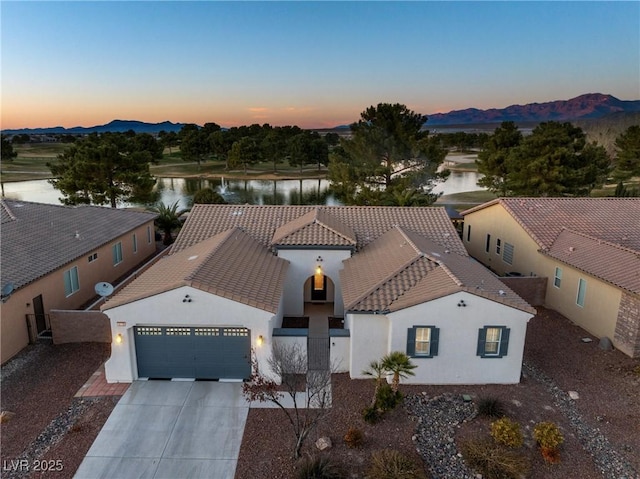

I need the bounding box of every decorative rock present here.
[598,337,613,351]
[315,436,332,451]
[568,391,580,400]
[511,399,522,407]
[581,337,593,343]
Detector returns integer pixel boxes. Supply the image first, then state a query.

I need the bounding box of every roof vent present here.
[188,255,198,261]
[431,252,441,257]
[499,290,506,296]
[569,246,575,252]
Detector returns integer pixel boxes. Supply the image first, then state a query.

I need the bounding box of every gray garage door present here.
[134,326,251,380]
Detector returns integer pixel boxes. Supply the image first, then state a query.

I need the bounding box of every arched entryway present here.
[304,272,335,303]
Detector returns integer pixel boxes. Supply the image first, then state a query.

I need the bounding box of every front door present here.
[33,295,46,334]
[311,275,327,301]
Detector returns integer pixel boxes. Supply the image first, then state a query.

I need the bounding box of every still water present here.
[1,172,484,208]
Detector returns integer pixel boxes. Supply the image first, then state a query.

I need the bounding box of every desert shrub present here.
[490,417,524,448]
[461,439,530,479]
[368,449,427,479]
[533,421,564,449]
[375,383,402,412]
[343,427,364,448]
[477,397,506,418]
[296,455,345,479]
[362,405,380,424]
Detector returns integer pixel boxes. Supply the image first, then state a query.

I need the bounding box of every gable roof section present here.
[1,199,157,291]
[341,226,534,314]
[462,198,640,252]
[271,208,357,248]
[172,205,466,255]
[543,229,640,295]
[103,227,289,313]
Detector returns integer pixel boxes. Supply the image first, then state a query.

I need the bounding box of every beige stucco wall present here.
[1,221,156,364]
[463,204,543,277]
[541,258,622,342]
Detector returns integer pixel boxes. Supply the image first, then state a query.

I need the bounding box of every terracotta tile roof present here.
[173,205,466,255]
[543,229,640,295]
[341,226,535,314]
[103,228,289,313]
[0,199,157,291]
[462,198,640,252]
[271,208,357,247]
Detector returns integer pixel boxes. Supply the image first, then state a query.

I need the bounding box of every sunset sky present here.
[1,1,638,130]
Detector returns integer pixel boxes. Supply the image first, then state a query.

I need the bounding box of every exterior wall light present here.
[115,333,123,344]
[314,265,324,290]
[256,335,264,346]
[457,300,467,307]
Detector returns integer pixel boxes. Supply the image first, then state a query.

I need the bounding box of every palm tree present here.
[362,359,386,407]
[148,201,189,245]
[381,351,417,393]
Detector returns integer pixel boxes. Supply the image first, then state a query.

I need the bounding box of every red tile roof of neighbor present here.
[462,198,640,294]
[341,226,535,314]
[104,205,532,315]
[1,199,157,291]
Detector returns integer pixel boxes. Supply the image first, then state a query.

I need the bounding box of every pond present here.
[1,171,485,209]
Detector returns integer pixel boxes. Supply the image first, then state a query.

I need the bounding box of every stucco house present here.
[103,205,535,385]
[462,198,640,358]
[0,199,157,364]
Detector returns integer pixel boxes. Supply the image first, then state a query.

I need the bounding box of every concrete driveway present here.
[74,381,249,479]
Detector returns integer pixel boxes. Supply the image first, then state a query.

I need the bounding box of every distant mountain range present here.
[3,93,639,135]
[426,93,640,126]
[2,120,186,136]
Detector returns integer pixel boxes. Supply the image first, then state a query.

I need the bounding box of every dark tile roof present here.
[341,226,535,314]
[271,208,357,247]
[1,200,157,291]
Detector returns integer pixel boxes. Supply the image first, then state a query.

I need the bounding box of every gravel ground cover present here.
[1,308,638,479]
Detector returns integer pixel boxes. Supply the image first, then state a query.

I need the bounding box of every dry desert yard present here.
[1,307,638,479]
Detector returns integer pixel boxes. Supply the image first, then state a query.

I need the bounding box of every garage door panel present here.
[135,326,251,380]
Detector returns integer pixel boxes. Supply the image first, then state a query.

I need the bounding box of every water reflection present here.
[1,171,484,208]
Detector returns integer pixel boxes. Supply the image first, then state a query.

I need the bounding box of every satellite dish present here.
[1,282,14,301]
[94,282,114,297]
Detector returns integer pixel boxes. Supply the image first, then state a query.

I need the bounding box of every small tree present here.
[381,352,416,393]
[148,201,189,245]
[362,359,386,408]
[242,342,333,459]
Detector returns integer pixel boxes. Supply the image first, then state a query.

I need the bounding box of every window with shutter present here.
[407,326,439,358]
[477,326,510,358]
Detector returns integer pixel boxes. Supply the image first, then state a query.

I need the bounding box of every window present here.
[553,267,562,288]
[477,326,510,358]
[503,242,514,265]
[63,266,80,297]
[406,326,439,358]
[485,234,491,253]
[87,252,98,263]
[112,242,123,265]
[496,238,501,255]
[576,279,587,307]
[466,225,471,242]
[147,225,152,244]
[132,234,138,254]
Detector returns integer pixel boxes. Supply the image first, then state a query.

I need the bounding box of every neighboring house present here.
[0,199,157,364]
[462,198,640,358]
[103,205,535,385]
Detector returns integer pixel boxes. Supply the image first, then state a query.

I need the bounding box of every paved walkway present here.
[75,364,130,397]
[74,381,249,479]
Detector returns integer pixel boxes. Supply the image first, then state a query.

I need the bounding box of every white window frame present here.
[64,266,80,297]
[496,238,501,255]
[553,267,562,288]
[147,225,152,244]
[576,278,587,307]
[87,252,98,263]
[133,233,138,254]
[112,242,123,266]
[485,234,491,253]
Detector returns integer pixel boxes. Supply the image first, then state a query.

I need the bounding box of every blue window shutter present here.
[430,327,440,357]
[477,327,487,357]
[499,328,510,357]
[406,327,416,356]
